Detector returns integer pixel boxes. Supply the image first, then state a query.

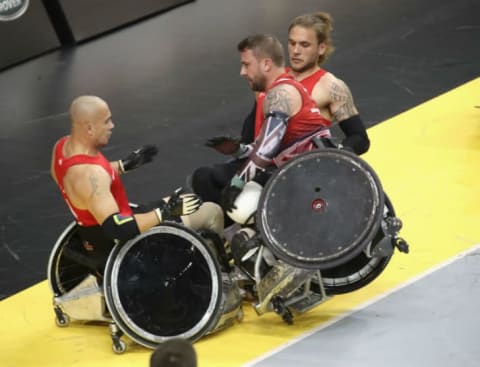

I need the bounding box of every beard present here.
[289,58,318,74]
[249,74,267,92]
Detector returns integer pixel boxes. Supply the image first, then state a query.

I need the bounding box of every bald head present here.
[68,95,114,148]
[70,95,109,127]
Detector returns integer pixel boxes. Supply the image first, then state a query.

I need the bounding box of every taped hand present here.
[162,187,202,220]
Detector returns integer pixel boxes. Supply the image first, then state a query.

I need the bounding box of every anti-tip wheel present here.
[55,313,70,327]
[112,339,127,354]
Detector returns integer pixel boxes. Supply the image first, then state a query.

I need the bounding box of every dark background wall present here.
[0,1,60,70]
[58,0,192,42]
[0,0,193,70]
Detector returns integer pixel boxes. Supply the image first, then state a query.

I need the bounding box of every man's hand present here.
[119,145,158,173]
[161,188,202,220]
[205,135,241,155]
[220,175,245,212]
[220,186,242,212]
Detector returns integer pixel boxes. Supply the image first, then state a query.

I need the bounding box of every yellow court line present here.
[1,78,479,367]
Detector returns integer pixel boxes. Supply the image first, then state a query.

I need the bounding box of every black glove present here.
[119,145,158,173]
[205,135,241,155]
[220,185,242,212]
[220,175,245,212]
[160,187,202,221]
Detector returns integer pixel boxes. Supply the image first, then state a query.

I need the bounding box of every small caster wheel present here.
[272,296,294,325]
[55,313,70,327]
[112,339,127,354]
[283,312,293,325]
[394,238,409,254]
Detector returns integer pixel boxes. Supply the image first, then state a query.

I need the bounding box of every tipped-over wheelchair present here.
[225,141,409,324]
[47,220,243,353]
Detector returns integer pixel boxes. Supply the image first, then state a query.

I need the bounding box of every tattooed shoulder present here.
[329,78,358,121]
[88,173,103,197]
[263,85,293,116]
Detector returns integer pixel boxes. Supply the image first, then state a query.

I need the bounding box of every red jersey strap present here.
[269,72,297,89]
[55,137,106,180]
[296,68,327,95]
[254,93,266,138]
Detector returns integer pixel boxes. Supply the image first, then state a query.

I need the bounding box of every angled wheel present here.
[321,193,396,295]
[257,149,384,270]
[47,222,93,296]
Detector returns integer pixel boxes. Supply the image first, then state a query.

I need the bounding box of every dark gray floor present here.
[248,247,480,367]
[0,0,479,299]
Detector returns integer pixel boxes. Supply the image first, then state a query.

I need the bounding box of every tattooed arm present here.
[328,77,359,122]
[262,84,299,116]
[237,84,301,181]
[64,164,120,224]
[328,76,370,154]
[64,164,159,231]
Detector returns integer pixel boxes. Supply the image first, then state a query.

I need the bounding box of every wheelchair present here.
[226,144,409,324]
[47,221,243,353]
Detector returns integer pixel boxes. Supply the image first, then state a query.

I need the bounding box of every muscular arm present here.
[262,84,295,116]
[328,76,370,154]
[238,84,301,181]
[65,165,159,232]
[328,77,358,122]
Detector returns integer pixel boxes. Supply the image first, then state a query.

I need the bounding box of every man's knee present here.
[197,202,224,236]
[181,201,224,237]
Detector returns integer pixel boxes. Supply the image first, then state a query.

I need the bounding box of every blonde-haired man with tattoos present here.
[286,12,369,154]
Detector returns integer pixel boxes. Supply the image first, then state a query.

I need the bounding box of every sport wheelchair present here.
[47,221,243,353]
[225,146,409,324]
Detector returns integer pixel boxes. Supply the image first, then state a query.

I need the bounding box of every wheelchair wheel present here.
[321,193,396,295]
[104,223,224,348]
[257,149,385,270]
[47,222,93,296]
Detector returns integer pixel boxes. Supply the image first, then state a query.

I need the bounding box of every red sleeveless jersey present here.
[255,74,331,149]
[53,136,133,226]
